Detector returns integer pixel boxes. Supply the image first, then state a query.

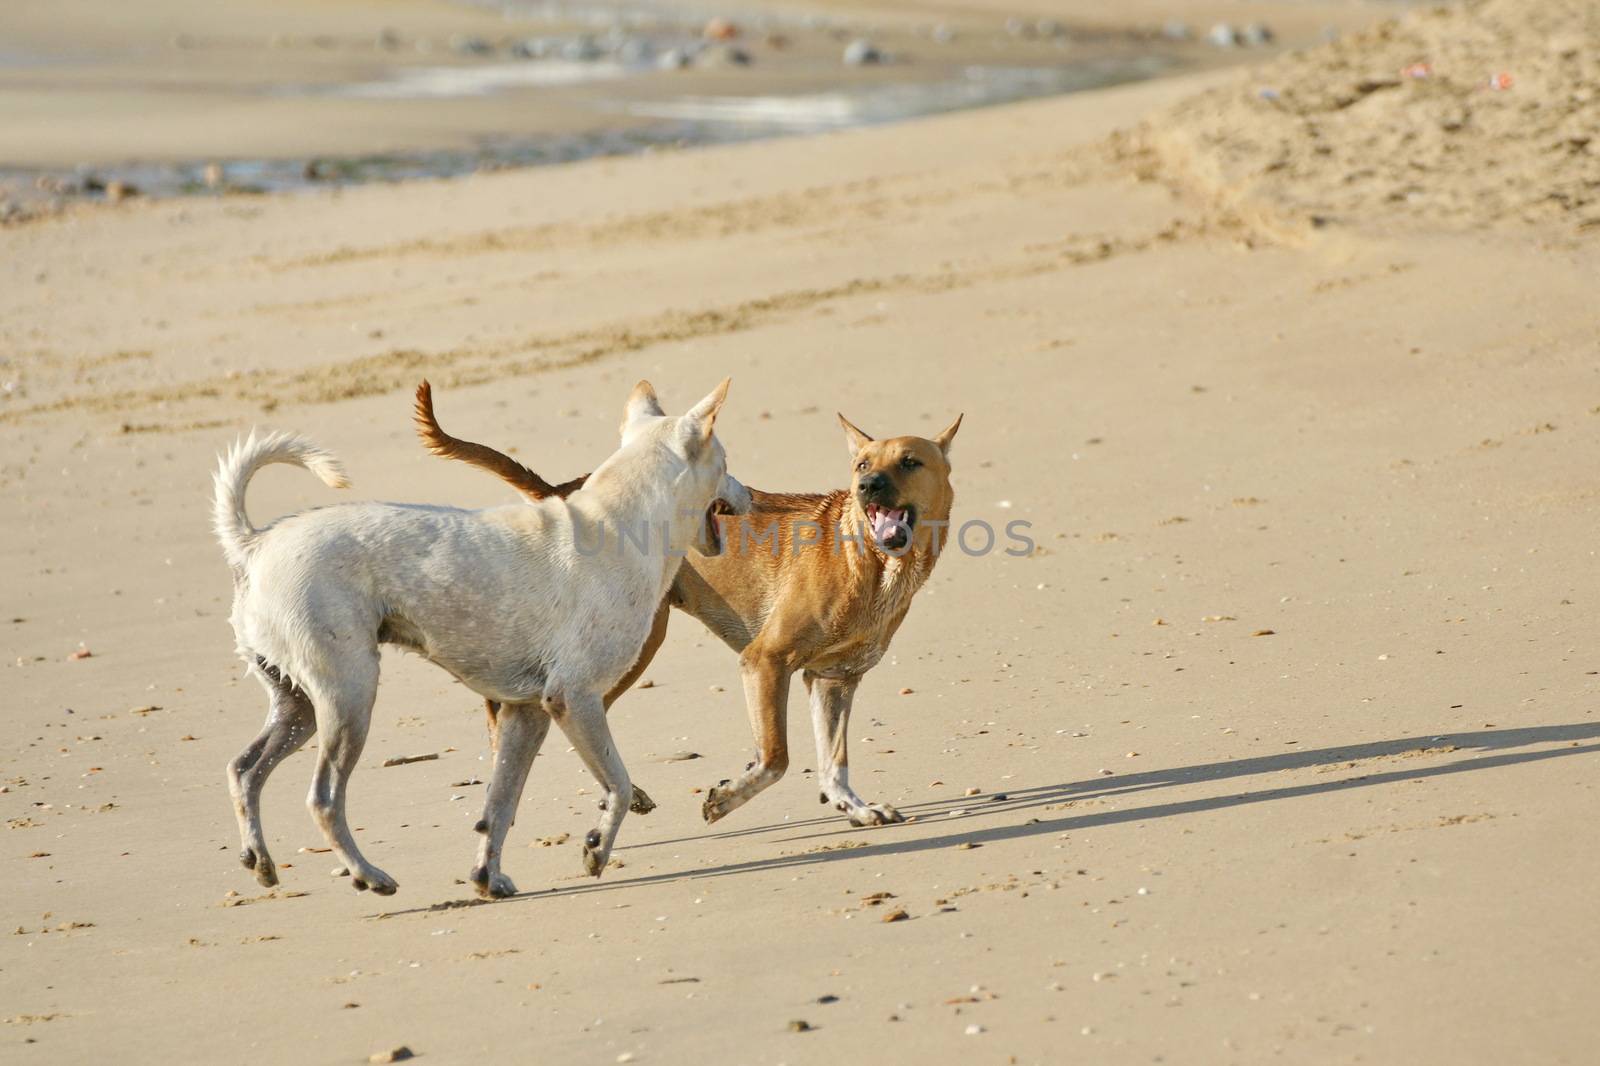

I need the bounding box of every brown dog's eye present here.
[856,460,870,473]
[900,456,921,470]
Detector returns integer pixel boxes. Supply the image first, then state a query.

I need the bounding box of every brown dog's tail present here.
[413,380,586,502]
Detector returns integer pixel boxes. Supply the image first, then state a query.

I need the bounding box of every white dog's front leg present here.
[807,672,904,827]
[546,690,631,877]
[304,665,399,896]
[470,703,550,899]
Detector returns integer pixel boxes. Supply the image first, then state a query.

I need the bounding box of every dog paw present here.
[629,784,657,815]
[847,802,905,828]
[472,869,517,899]
[581,830,607,878]
[240,847,281,887]
[350,867,398,896]
[701,786,730,824]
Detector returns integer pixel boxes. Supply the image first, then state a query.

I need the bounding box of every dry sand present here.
[4,1,1600,1063]
[1133,0,1600,234]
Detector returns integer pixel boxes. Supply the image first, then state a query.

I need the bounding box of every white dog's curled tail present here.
[212,429,350,572]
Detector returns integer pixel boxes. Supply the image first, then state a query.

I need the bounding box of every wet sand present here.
[0,0,1370,196]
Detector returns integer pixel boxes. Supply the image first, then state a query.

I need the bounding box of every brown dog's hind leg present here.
[805,672,904,827]
[702,644,792,823]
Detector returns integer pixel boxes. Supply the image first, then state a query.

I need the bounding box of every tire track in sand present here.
[4,211,1225,430]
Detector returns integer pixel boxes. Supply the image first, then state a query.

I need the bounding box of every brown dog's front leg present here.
[605,602,668,709]
[484,699,501,749]
[806,672,904,827]
[608,603,668,814]
[702,646,792,823]
[478,603,667,814]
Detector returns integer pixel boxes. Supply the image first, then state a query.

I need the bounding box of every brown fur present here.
[414,380,586,503]
[413,380,960,825]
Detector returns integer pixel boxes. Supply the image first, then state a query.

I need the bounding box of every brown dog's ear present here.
[933,413,963,457]
[683,377,731,447]
[837,412,873,455]
[624,380,666,425]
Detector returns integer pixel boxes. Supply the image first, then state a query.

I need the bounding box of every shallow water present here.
[619,59,1166,131]
[0,20,1174,210]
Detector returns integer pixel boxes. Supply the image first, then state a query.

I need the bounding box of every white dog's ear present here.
[682,378,731,451]
[838,412,873,455]
[932,413,963,457]
[623,380,666,428]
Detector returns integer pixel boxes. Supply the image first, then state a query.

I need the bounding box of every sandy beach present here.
[4,0,1599,1062]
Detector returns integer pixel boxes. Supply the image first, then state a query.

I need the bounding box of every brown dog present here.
[415,381,961,827]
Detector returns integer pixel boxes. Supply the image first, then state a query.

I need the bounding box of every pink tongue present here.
[870,508,905,541]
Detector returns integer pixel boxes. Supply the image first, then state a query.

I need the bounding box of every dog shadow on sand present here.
[373,721,1600,916]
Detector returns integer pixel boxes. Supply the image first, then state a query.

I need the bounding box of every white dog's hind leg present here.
[228,669,317,887]
[806,672,904,827]
[303,656,398,895]
[470,703,550,899]
[547,690,631,878]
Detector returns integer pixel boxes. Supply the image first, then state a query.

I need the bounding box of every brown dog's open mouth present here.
[704,498,735,555]
[864,503,915,552]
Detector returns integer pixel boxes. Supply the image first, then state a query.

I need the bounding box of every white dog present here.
[213,379,748,898]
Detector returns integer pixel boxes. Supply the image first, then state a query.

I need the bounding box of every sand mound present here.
[1131,0,1600,234]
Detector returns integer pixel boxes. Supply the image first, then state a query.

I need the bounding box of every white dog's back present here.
[231,497,653,703]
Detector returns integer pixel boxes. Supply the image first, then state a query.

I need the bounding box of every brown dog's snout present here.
[857,471,892,500]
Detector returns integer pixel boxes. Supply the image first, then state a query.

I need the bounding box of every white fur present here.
[211,430,349,573]
[216,380,739,898]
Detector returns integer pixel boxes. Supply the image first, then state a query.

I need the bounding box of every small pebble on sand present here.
[1241,23,1274,46]
[843,39,884,66]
